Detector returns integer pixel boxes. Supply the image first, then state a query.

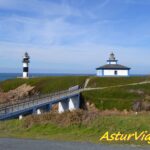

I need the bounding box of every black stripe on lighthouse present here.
[23,67,28,72]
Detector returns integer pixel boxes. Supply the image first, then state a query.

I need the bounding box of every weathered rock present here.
[132,100,143,112]
[0,84,34,104]
[133,99,150,111]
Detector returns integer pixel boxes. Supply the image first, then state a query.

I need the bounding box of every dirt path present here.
[82,81,150,92]
[84,78,91,88]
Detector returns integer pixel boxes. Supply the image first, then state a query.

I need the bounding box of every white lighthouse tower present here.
[22,52,30,78]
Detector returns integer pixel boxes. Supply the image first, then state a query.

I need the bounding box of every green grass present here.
[1,76,150,111]
[82,83,150,110]
[0,76,150,145]
[0,113,150,145]
[1,76,149,93]
[82,90,138,111]
[87,76,150,88]
[0,76,88,94]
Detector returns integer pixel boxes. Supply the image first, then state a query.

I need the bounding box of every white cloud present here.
[0,40,149,74]
[0,0,150,74]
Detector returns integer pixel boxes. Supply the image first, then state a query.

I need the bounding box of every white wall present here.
[104,69,129,76]
[23,63,28,67]
[58,97,80,113]
[23,72,28,78]
[97,69,129,76]
[110,62,117,64]
[69,97,80,111]
[107,62,117,65]
[19,115,23,120]
[58,100,68,113]
[96,70,103,76]
[36,109,42,115]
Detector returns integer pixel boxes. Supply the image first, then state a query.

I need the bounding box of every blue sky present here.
[0,0,150,74]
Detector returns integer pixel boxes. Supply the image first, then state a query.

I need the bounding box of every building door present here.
[114,70,118,75]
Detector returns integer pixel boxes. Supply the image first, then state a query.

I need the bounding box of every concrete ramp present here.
[0,87,81,121]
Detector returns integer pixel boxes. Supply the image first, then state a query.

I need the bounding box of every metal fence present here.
[0,88,80,117]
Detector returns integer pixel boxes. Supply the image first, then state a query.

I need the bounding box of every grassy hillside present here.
[1,76,150,145]
[1,76,150,93]
[0,76,88,94]
[82,83,150,110]
[0,111,150,145]
[1,76,150,111]
[87,76,150,88]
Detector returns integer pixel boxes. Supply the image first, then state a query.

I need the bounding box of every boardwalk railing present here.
[0,88,81,118]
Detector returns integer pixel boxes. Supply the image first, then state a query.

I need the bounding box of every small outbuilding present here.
[96,52,130,77]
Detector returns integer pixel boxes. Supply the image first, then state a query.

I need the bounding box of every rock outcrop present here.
[0,84,34,104]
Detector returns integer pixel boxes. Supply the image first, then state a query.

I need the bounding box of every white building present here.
[96,52,130,77]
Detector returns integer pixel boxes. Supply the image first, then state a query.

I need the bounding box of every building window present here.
[114,70,117,75]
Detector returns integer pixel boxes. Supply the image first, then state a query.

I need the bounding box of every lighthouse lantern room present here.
[22,52,30,78]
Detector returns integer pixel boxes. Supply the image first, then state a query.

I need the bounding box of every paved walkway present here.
[0,138,149,150]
